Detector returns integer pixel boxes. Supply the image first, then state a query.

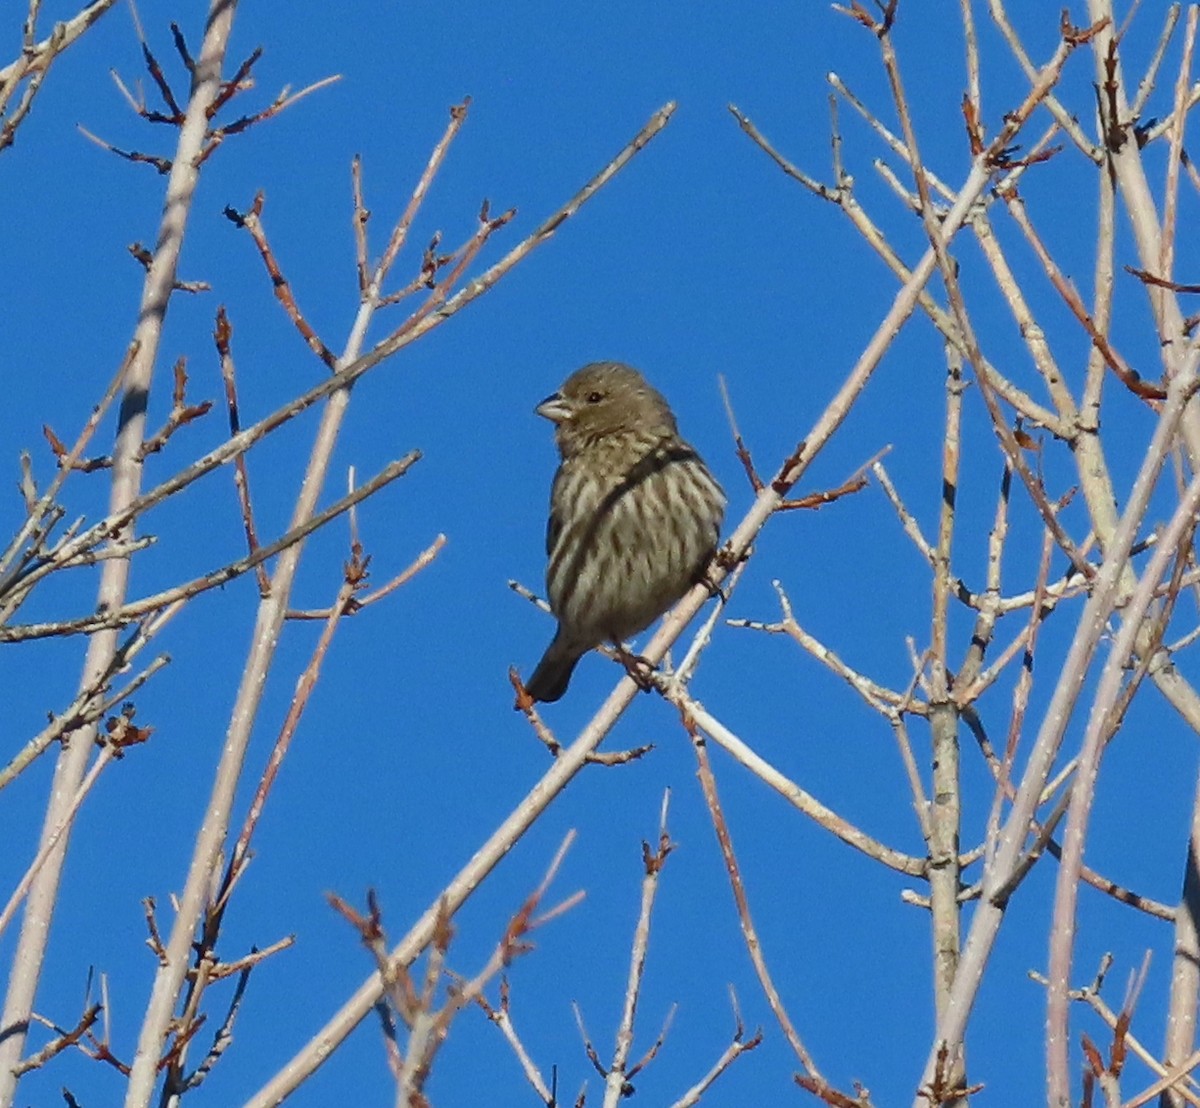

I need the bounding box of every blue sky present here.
[3,2,1196,1105]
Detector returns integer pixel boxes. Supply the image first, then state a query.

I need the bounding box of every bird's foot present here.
[698,565,728,603]
[699,542,749,602]
[614,645,657,693]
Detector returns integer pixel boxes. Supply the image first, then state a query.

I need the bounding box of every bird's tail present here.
[525,631,583,703]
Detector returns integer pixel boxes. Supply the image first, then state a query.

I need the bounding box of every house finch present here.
[524,361,726,703]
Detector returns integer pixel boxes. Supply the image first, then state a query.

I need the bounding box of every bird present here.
[523,361,726,703]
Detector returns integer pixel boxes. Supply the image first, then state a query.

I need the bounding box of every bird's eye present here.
[586,391,603,404]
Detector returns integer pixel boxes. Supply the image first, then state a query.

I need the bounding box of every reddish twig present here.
[224,193,339,369]
[138,357,214,460]
[214,307,269,597]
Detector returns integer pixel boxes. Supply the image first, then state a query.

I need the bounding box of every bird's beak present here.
[536,391,571,423]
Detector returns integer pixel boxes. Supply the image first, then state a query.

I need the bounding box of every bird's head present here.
[537,361,678,453]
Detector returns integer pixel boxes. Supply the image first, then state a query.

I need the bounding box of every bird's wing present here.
[546,469,567,557]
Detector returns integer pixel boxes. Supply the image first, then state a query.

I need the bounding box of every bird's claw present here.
[615,647,657,693]
[699,566,728,603]
[699,542,747,603]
